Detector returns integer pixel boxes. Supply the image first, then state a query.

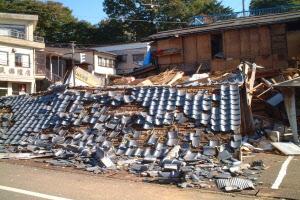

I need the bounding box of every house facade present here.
[0,12,45,96]
[146,11,300,74]
[93,42,148,75]
[43,47,117,86]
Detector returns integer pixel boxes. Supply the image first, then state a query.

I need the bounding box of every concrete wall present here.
[111,48,146,74]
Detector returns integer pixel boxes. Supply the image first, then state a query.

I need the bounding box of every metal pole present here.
[71,41,76,87]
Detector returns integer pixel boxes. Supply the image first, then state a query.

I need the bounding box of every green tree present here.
[250,0,300,9]
[94,19,128,44]
[103,0,232,40]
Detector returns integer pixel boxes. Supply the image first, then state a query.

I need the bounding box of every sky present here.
[55,0,251,25]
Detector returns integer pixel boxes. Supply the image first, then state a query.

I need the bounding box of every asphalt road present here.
[0,152,299,200]
[0,161,261,200]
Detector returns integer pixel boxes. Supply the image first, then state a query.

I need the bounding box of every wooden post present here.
[247,63,257,106]
[240,62,255,136]
[282,87,299,143]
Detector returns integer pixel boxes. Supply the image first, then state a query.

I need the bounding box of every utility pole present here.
[71,41,76,87]
[242,0,245,16]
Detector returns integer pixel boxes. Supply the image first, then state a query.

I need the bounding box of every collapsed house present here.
[0,7,300,194]
[0,68,268,192]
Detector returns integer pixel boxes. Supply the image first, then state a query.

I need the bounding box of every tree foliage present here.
[103,0,233,40]
[250,0,300,9]
[0,0,234,44]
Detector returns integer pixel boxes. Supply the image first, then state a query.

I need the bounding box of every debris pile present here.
[111,69,187,86]
[0,80,265,192]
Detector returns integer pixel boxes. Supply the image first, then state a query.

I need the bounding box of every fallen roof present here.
[145,11,300,41]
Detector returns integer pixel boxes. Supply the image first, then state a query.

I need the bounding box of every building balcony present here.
[0,29,45,49]
[35,64,63,83]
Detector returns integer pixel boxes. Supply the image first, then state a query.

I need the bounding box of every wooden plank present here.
[169,37,183,64]
[157,39,171,65]
[270,24,286,35]
[247,63,257,106]
[272,142,300,155]
[272,54,288,69]
[259,26,272,56]
[225,59,240,71]
[183,35,197,65]
[211,59,225,74]
[287,30,300,58]
[224,30,241,59]
[250,28,260,57]
[240,28,251,58]
[255,55,273,69]
[196,34,211,60]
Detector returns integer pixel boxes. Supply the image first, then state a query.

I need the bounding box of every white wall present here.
[0,44,34,74]
[94,66,116,75]
[93,54,116,75]
[0,44,35,94]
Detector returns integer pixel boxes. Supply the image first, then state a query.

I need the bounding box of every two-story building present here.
[44,47,117,85]
[93,42,148,75]
[0,12,45,96]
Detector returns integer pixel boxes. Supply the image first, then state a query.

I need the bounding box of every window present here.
[15,53,30,68]
[108,59,113,68]
[0,24,25,33]
[0,51,8,66]
[98,56,106,67]
[0,81,7,96]
[12,83,27,95]
[117,54,127,63]
[104,58,108,67]
[211,33,224,58]
[133,54,144,62]
[98,56,102,66]
[98,57,115,68]
[133,54,144,66]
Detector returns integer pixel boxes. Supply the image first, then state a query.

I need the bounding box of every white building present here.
[0,12,45,96]
[93,42,148,75]
[45,47,117,78]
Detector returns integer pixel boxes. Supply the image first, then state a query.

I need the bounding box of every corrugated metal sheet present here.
[216,178,255,190]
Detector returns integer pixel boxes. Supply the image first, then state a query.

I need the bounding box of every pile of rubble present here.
[0,79,265,192]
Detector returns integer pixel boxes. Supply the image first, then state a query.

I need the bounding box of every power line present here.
[109,17,188,24]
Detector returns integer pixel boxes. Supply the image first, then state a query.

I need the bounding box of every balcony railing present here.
[35,65,63,82]
[34,35,44,43]
[190,4,300,26]
[0,28,44,43]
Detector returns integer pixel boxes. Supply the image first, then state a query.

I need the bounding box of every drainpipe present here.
[50,55,53,81]
[57,56,60,81]
[33,48,36,93]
